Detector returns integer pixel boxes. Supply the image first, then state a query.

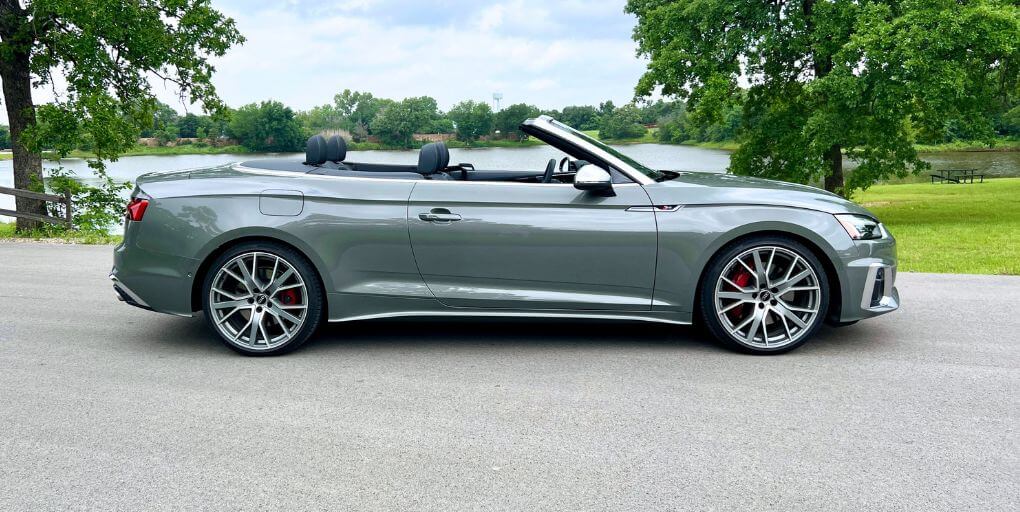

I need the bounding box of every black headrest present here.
[325,135,347,163]
[417,142,449,174]
[437,141,449,169]
[304,135,328,165]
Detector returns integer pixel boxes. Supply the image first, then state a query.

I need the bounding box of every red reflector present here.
[126,198,149,221]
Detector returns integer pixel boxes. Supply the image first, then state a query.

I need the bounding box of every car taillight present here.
[126,198,149,221]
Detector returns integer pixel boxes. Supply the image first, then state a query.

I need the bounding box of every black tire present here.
[201,241,324,356]
[698,235,830,355]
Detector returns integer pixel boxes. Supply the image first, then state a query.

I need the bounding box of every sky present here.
[1,0,650,123]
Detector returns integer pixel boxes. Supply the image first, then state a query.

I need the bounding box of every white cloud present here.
[1,1,647,123]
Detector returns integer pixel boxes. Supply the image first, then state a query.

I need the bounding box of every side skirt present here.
[329,309,691,325]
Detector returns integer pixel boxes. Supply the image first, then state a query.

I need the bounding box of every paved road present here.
[0,242,1017,511]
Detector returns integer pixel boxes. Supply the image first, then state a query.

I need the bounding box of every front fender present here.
[651,205,858,317]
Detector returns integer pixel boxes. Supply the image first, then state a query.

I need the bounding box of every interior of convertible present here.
[241,133,593,184]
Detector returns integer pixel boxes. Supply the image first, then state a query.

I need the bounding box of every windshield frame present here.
[520,116,661,184]
[548,119,664,181]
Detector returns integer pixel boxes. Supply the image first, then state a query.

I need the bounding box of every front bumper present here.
[838,229,900,322]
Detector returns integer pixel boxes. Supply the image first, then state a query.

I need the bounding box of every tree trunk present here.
[803,0,844,195]
[824,144,844,195]
[0,2,46,231]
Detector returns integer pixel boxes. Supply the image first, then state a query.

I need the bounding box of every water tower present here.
[492,93,503,112]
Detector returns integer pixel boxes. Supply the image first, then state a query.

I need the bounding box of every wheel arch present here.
[190,230,332,313]
[691,227,845,325]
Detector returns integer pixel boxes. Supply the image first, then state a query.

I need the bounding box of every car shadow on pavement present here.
[137,313,889,357]
[309,317,719,354]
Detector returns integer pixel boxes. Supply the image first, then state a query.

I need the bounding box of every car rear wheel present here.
[699,236,829,354]
[202,242,324,356]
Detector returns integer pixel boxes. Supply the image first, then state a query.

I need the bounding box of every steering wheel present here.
[558,156,571,173]
[542,159,557,183]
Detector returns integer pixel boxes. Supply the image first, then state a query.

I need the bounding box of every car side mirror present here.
[573,164,614,194]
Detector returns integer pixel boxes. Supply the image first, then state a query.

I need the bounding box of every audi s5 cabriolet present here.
[112,116,898,355]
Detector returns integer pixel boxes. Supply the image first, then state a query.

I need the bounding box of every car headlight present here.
[835,214,883,240]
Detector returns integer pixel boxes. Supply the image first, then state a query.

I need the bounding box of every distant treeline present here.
[132,91,683,152]
[8,88,1015,154]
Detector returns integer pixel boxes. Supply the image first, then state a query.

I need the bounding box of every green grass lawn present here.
[581,129,659,144]
[857,178,1020,275]
[3,178,1017,276]
[0,222,123,245]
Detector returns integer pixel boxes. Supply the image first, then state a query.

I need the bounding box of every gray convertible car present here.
[112,116,898,355]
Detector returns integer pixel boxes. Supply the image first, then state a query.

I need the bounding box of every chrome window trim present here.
[232,163,642,188]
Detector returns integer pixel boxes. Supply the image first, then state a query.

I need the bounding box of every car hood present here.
[644,172,875,217]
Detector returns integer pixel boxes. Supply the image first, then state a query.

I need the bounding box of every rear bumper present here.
[111,241,198,317]
[110,273,153,311]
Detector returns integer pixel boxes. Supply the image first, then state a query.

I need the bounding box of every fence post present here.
[64,190,73,228]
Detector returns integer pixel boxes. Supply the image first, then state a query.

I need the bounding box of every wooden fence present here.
[0,186,73,226]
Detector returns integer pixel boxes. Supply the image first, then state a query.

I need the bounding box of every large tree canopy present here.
[626,0,1019,195]
[228,101,305,153]
[370,96,440,147]
[494,103,539,140]
[448,100,494,142]
[0,0,243,229]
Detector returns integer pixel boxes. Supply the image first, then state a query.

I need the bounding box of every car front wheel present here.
[700,236,829,354]
[202,242,324,356]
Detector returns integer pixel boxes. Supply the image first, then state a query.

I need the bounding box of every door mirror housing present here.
[573,164,613,193]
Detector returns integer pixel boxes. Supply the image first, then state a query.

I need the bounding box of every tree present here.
[155,123,180,146]
[448,100,494,142]
[371,96,440,147]
[626,0,1020,195]
[599,104,647,140]
[0,125,10,149]
[494,103,540,140]
[334,90,387,133]
[598,101,617,118]
[541,108,562,120]
[297,104,345,134]
[428,117,455,134]
[0,0,243,230]
[228,101,306,152]
[560,105,600,130]
[636,99,679,125]
[139,102,181,138]
[177,114,203,139]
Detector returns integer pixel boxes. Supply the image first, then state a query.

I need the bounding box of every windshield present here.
[550,119,664,181]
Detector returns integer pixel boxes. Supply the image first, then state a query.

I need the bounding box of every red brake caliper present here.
[279,288,299,306]
[727,268,752,322]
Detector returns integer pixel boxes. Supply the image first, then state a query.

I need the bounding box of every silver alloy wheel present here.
[208,251,308,351]
[713,245,821,349]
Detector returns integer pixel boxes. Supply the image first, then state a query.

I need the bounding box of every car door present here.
[407,180,657,311]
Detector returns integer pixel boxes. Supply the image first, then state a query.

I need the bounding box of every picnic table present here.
[930,169,984,184]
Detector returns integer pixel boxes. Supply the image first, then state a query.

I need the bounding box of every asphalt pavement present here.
[0,242,1017,511]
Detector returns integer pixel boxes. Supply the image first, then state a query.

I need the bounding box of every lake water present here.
[2,143,1018,224]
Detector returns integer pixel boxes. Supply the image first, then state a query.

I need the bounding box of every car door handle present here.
[418,210,462,222]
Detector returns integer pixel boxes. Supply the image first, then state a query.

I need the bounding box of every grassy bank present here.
[4,175,1019,275]
[0,223,123,245]
[857,178,1019,275]
[581,134,1017,153]
[914,138,1020,153]
[61,144,249,159]
[581,129,660,145]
